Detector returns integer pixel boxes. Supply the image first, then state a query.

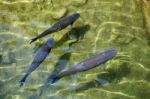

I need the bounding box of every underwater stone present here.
[70,0,87,6]
[25,87,38,92]
[51,8,67,20]
[97,78,109,86]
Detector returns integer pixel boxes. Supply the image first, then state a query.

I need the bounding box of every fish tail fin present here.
[30,37,38,44]
[47,74,60,84]
[19,73,29,87]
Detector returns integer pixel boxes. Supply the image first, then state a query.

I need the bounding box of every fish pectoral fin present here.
[33,43,44,53]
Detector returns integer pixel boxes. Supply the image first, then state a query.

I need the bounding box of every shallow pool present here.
[0,0,150,99]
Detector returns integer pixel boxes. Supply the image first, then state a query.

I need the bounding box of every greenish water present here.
[0,0,150,99]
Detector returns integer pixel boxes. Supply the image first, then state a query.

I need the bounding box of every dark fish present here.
[20,38,55,87]
[47,48,117,83]
[30,13,80,43]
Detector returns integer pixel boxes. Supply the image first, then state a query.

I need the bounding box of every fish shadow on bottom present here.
[36,25,90,96]
[47,24,90,81]
[54,24,90,48]
[48,51,72,81]
[37,50,72,97]
[72,63,130,93]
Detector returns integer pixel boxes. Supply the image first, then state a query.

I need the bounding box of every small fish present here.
[20,38,55,87]
[47,48,117,83]
[30,13,80,43]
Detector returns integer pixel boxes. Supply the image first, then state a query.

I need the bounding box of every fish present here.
[47,48,117,83]
[30,13,80,43]
[20,38,55,87]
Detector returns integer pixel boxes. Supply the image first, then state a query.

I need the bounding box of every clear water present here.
[0,0,150,99]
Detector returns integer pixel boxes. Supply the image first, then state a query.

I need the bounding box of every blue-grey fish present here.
[48,48,117,83]
[20,38,55,87]
[30,13,80,43]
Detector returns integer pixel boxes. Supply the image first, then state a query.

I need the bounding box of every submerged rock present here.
[51,8,67,20]
[70,0,87,6]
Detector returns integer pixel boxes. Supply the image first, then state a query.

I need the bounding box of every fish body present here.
[20,38,55,87]
[30,13,80,43]
[48,48,117,83]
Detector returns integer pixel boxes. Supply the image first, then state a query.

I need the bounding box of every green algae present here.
[0,0,150,99]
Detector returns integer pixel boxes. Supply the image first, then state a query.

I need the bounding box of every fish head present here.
[71,13,80,22]
[46,38,55,48]
[105,48,117,59]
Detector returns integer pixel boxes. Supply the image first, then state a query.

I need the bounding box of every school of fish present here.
[20,13,117,87]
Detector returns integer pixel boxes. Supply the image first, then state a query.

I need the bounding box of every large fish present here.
[30,13,80,43]
[47,48,117,83]
[20,38,55,87]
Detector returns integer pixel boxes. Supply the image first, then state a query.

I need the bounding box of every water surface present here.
[0,0,150,99]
